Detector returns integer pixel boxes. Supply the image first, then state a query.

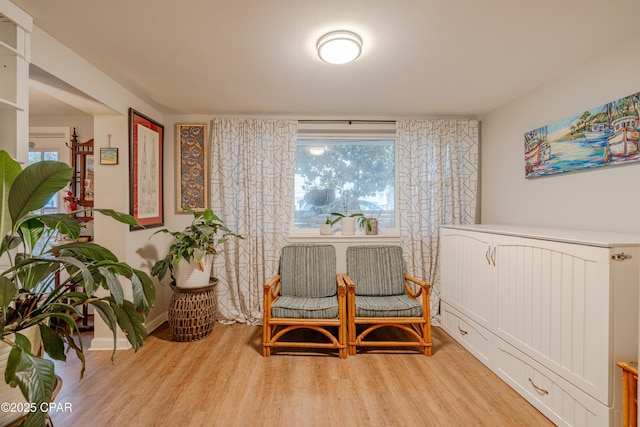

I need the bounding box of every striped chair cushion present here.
[271,295,339,319]
[280,244,336,298]
[354,295,422,318]
[346,245,405,296]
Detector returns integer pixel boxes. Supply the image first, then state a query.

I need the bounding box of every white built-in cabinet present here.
[440,224,640,427]
[0,1,32,164]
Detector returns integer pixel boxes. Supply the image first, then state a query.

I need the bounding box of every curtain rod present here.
[297,120,396,125]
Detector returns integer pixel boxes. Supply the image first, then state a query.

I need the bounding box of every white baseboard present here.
[88,312,167,351]
[144,312,168,333]
[89,336,131,351]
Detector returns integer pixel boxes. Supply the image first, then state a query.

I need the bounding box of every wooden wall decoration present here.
[176,122,209,212]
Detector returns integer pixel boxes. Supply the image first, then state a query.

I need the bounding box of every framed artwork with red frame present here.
[129,108,164,230]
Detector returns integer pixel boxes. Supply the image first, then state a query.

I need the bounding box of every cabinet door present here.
[494,235,611,405]
[441,228,495,329]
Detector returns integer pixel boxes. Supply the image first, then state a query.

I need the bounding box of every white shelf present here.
[0,97,22,111]
[0,39,21,58]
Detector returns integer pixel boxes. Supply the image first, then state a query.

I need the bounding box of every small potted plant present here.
[0,150,156,427]
[150,209,243,288]
[358,217,378,235]
[319,216,333,235]
[358,212,381,235]
[330,212,364,236]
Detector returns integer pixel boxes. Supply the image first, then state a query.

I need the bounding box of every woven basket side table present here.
[168,278,218,342]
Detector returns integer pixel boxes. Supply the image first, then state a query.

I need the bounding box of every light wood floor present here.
[49,324,554,427]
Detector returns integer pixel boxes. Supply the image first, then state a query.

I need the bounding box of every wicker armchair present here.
[343,245,432,356]
[263,244,347,358]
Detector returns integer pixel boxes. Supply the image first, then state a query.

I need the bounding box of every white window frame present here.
[290,120,399,238]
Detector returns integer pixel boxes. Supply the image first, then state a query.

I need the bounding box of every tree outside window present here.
[294,139,395,229]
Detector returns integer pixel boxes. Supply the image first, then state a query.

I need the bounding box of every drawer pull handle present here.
[458,326,468,335]
[485,246,491,264]
[528,378,549,396]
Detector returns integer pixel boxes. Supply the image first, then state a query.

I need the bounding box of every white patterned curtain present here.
[210,118,297,324]
[396,119,479,321]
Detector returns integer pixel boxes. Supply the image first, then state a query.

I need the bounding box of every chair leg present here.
[348,319,356,356]
[338,323,347,359]
[262,324,271,357]
[423,321,432,356]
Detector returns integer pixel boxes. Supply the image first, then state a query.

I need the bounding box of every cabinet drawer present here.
[495,339,610,427]
[441,302,493,369]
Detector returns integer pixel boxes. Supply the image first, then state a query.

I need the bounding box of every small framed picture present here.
[100,147,119,165]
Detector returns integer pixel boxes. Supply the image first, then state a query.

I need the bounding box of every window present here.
[29,150,60,216]
[294,138,395,229]
[28,149,60,254]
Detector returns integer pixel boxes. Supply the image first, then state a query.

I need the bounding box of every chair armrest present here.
[336,273,347,296]
[341,273,355,294]
[404,273,429,289]
[264,274,281,289]
[264,274,281,299]
[404,274,430,299]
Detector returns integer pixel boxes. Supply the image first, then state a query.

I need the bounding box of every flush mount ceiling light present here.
[317,30,363,65]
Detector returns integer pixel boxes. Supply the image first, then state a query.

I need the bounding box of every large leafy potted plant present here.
[0,150,156,427]
[150,209,243,288]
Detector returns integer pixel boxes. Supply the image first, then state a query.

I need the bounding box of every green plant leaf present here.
[5,332,55,427]
[39,323,67,362]
[90,299,119,361]
[0,235,21,259]
[49,241,118,263]
[8,160,72,228]
[131,268,156,316]
[13,258,58,293]
[150,257,171,281]
[110,298,147,351]
[0,151,21,240]
[93,208,140,226]
[202,208,222,223]
[98,266,124,306]
[33,255,96,297]
[0,276,17,307]
[18,217,45,254]
[193,248,206,262]
[38,213,82,240]
[0,277,16,325]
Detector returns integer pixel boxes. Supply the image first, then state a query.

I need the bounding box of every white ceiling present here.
[13,0,640,118]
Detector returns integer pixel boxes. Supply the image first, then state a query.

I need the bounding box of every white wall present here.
[29,24,168,346]
[480,33,640,234]
[30,115,93,142]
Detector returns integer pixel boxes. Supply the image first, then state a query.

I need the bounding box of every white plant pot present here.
[174,254,215,288]
[341,217,356,236]
[0,325,42,426]
[319,224,333,235]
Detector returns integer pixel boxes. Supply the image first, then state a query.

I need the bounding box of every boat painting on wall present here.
[524,91,640,178]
